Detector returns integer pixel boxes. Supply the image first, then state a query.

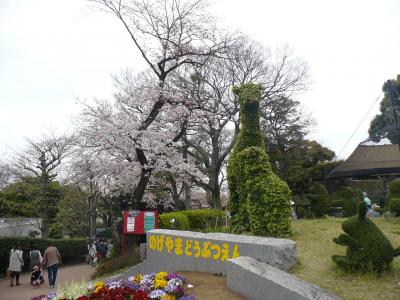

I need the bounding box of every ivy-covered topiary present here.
[389,198,400,216]
[332,202,400,273]
[306,183,329,217]
[227,83,291,236]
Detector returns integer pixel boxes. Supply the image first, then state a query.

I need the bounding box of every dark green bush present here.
[389,198,400,216]
[340,187,362,217]
[328,207,343,216]
[330,199,344,207]
[159,212,189,230]
[389,179,400,209]
[307,183,329,218]
[0,237,86,276]
[296,207,307,219]
[332,202,400,273]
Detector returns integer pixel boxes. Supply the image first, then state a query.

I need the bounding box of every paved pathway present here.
[0,264,94,300]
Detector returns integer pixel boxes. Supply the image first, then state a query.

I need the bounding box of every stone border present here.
[227,256,342,300]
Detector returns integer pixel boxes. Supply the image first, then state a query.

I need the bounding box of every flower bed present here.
[30,272,195,300]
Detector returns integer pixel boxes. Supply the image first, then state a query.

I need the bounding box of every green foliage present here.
[339,186,362,217]
[239,147,291,236]
[307,183,329,218]
[55,185,89,238]
[231,83,265,153]
[159,211,189,230]
[268,139,338,195]
[180,209,225,230]
[296,207,308,219]
[92,251,140,278]
[0,237,86,276]
[388,179,400,209]
[49,223,64,239]
[332,202,400,273]
[0,177,64,236]
[389,198,400,216]
[159,209,225,231]
[227,83,291,236]
[368,75,400,143]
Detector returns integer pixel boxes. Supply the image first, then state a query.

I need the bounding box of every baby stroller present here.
[30,266,45,288]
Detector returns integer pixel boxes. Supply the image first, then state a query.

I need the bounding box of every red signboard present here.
[122,210,158,235]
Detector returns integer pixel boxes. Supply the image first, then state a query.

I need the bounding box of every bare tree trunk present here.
[183,182,192,210]
[88,195,96,240]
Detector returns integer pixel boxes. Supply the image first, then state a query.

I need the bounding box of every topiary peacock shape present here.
[227,83,291,236]
[332,201,400,272]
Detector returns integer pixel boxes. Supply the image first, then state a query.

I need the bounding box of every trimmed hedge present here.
[0,237,86,276]
[159,212,189,230]
[159,209,225,231]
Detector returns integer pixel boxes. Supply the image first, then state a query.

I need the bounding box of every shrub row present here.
[0,237,86,276]
[159,209,226,231]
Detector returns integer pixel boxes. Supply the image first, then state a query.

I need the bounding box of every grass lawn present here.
[291,217,400,300]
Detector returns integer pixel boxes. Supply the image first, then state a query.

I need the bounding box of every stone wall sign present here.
[140,229,296,274]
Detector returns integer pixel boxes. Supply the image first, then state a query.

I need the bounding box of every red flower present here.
[133,290,149,300]
[76,297,89,300]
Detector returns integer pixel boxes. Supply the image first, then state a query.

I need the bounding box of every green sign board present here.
[144,211,156,232]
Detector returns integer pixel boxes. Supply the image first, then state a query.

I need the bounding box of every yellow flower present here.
[161,295,176,300]
[93,281,105,292]
[156,271,168,280]
[154,278,168,289]
[133,274,142,284]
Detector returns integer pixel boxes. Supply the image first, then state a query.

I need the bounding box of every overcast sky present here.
[1,0,399,160]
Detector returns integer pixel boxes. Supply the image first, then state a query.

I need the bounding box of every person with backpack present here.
[29,244,43,271]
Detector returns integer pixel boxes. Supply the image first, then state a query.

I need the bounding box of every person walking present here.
[88,241,97,267]
[363,192,372,210]
[42,242,61,288]
[29,244,42,271]
[8,245,23,287]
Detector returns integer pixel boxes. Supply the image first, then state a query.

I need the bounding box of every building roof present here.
[327,143,400,179]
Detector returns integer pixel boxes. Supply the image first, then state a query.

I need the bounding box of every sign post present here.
[122,210,158,254]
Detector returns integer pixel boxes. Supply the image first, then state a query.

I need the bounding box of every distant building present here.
[0,218,42,237]
[327,139,400,198]
[327,140,400,180]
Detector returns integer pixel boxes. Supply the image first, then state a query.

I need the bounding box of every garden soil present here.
[181,271,246,300]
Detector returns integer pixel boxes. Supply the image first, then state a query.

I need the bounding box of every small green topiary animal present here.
[332,202,400,273]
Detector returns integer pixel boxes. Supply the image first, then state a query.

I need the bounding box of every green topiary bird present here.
[332,201,400,273]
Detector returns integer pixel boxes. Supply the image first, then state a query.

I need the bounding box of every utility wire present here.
[336,92,383,159]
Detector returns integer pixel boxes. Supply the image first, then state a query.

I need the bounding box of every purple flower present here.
[179,296,196,300]
[166,273,186,282]
[149,289,166,299]
[29,296,48,300]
